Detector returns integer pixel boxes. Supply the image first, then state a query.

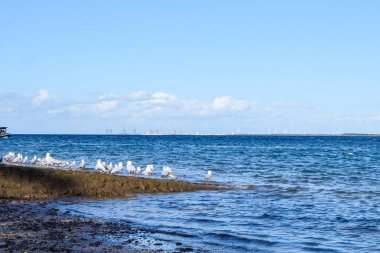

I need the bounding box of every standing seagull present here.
[79,159,86,169]
[2,152,15,162]
[111,162,123,174]
[45,153,63,166]
[126,161,136,175]
[161,166,171,178]
[22,156,28,164]
[11,154,22,164]
[204,170,212,181]
[144,165,154,176]
[69,161,76,169]
[96,159,108,173]
[136,166,142,176]
[30,156,38,165]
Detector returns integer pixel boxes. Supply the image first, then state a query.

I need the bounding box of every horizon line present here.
[7,133,380,137]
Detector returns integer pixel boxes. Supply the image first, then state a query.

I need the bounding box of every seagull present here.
[22,156,28,164]
[2,152,15,162]
[136,166,142,176]
[79,159,86,169]
[36,158,44,166]
[126,161,136,175]
[169,173,177,180]
[1,152,11,162]
[107,162,113,171]
[96,159,104,171]
[204,170,212,180]
[111,162,123,174]
[144,165,154,176]
[96,159,108,173]
[11,153,23,164]
[45,153,63,166]
[30,156,38,165]
[69,161,76,169]
[37,158,48,167]
[161,166,171,178]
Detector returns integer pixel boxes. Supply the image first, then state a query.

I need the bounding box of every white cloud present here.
[98,93,117,100]
[127,91,150,101]
[47,109,64,115]
[58,92,255,120]
[269,101,312,109]
[369,114,380,121]
[95,100,119,112]
[32,89,52,104]
[150,92,177,104]
[212,96,250,111]
[6,89,346,133]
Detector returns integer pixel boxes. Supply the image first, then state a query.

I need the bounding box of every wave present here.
[207,232,278,246]
[234,185,255,190]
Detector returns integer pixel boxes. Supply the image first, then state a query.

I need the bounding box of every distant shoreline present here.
[7,133,380,137]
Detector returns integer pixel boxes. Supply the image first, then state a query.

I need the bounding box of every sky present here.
[0,0,379,134]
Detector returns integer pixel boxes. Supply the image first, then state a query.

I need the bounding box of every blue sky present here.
[1,0,379,134]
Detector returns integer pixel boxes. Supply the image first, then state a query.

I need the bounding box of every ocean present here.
[1,135,379,252]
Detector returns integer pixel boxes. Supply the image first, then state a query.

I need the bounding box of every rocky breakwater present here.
[0,164,220,199]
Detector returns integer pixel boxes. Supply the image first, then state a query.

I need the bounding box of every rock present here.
[178,247,194,252]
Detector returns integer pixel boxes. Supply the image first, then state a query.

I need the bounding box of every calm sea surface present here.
[1,135,379,252]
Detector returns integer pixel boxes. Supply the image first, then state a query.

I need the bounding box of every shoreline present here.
[0,164,221,252]
[0,198,196,252]
[0,198,129,252]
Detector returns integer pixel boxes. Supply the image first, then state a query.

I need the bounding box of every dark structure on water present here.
[0,127,11,139]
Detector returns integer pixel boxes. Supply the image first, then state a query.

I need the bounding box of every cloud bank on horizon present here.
[1,89,379,134]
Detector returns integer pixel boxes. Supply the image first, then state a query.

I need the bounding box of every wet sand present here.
[0,198,139,252]
[0,198,198,252]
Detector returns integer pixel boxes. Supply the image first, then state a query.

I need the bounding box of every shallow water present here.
[1,135,380,252]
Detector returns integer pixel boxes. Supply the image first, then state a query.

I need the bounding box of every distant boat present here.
[0,127,11,139]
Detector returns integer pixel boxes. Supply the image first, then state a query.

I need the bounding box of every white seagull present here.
[126,161,136,175]
[169,173,177,180]
[204,170,212,181]
[96,159,108,173]
[22,156,28,164]
[107,162,113,171]
[2,152,15,162]
[136,166,142,176]
[79,159,86,169]
[45,153,63,166]
[69,161,76,169]
[111,162,123,174]
[30,156,38,165]
[161,166,171,178]
[11,153,23,164]
[37,158,47,167]
[144,165,154,176]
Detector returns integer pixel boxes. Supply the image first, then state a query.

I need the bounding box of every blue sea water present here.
[1,135,380,252]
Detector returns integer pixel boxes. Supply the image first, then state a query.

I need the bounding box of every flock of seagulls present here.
[2,152,77,169]
[1,152,213,181]
[95,160,124,175]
